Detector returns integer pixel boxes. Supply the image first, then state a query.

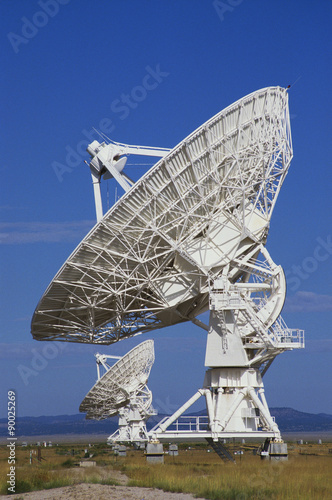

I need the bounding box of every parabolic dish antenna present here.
[79,339,154,420]
[32,86,295,345]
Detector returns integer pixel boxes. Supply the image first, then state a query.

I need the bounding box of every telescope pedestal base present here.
[203,367,280,438]
[151,367,281,444]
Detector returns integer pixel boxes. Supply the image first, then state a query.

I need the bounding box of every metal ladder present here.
[241,298,276,348]
[206,438,236,463]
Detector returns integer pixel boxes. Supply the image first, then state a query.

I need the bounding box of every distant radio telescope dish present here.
[32,87,294,345]
[79,339,154,419]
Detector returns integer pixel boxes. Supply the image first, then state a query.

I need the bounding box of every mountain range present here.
[1,408,332,437]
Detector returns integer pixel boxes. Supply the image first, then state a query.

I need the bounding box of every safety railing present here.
[150,415,209,434]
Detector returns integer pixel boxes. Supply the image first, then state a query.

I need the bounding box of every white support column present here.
[204,388,214,428]
[218,389,246,432]
[258,387,270,412]
[248,387,280,436]
[212,388,224,434]
[91,172,103,222]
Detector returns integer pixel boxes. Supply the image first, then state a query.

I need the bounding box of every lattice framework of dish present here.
[31,87,292,344]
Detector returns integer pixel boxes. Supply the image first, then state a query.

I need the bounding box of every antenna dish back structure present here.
[79,339,155,442]
[32,87,304,452]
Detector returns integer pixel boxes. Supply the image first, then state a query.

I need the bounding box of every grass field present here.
[0,440,331,499]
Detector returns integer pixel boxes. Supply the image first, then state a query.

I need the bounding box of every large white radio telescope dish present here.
[32,87,294,345]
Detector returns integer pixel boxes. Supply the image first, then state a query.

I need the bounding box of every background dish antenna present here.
[79,339,155,443]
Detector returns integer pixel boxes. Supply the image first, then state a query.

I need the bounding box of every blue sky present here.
[1,0,331,420]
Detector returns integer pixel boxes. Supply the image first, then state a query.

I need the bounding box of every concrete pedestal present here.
[169,444,178,456]
[118,445,127,457]
[146,442,164,463]
[269,442,288,461]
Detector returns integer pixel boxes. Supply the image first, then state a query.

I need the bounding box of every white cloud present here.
[284,291,332,313]
[0,341,97,360]
[0,342,38,360]
[0,220,95,244]
[0,205,27,211]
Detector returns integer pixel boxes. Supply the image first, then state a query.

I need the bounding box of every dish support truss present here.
[150,245,304,443]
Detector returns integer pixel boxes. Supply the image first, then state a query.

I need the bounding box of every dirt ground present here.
[1,483,207,500]
[0,466,207,500]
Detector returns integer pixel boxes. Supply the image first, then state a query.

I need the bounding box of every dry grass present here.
[123,456,332,499]
[118,444,332,500]
[0,443,119,494]
[0,441,331,499]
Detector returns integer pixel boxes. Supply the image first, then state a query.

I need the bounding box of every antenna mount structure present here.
[86,139,170,222]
